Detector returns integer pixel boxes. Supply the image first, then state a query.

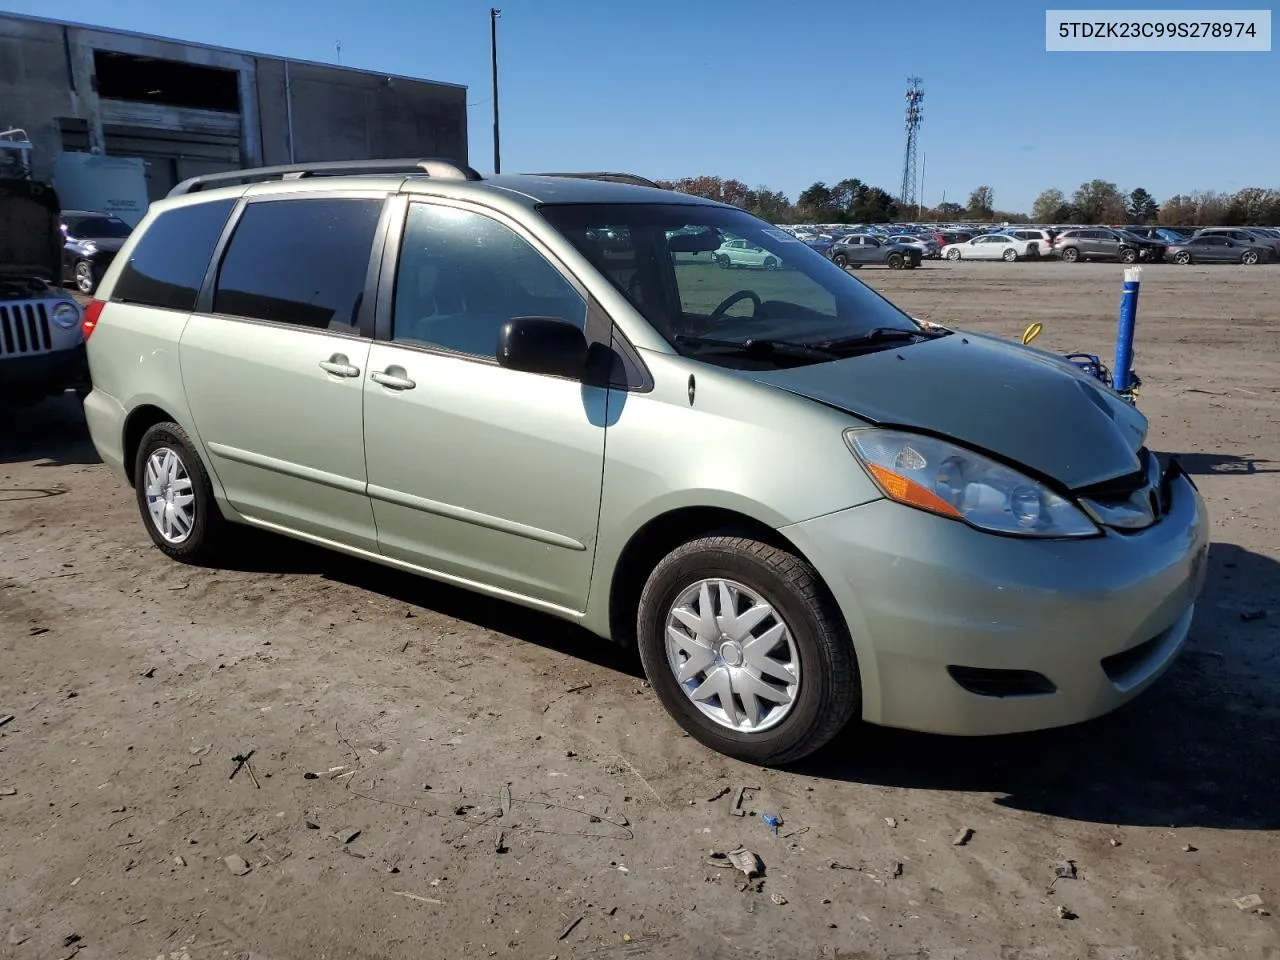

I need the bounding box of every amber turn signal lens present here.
[866,463,963,519]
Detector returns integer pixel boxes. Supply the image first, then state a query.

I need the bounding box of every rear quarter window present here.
[111,199,235,311]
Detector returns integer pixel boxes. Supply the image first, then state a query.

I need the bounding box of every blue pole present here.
[1112,266,1141,394]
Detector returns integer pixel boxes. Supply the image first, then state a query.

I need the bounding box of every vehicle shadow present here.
[232,530,1279,830]
[796,538,1280,830]
[1169,450,1278,476]
[0,392,102,468]
[228,530,645,679]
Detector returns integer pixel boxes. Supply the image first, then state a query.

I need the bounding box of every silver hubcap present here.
[664,579,800,733]
[144,447,196,544]
[75,262,93,291]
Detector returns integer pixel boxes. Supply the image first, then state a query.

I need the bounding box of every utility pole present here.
[918,151,926,220]
[490,8,501,174]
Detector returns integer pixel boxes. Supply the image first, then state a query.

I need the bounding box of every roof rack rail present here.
[167,158,484,197]
[530,171,664,190]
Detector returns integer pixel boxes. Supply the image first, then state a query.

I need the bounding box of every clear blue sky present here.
[7,0,1277,211]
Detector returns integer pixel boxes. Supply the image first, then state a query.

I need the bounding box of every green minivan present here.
[82,161,1208,764]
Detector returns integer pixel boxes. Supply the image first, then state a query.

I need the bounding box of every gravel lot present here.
[2,261,1278,959]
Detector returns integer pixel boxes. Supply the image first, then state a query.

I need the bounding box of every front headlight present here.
[51,301,81,329]
[845,429,1099,538]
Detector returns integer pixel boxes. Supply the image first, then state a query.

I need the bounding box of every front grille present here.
[0,302,53,357]
[1075,447,1172,532]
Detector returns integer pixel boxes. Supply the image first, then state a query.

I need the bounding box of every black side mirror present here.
[497,316,588,380]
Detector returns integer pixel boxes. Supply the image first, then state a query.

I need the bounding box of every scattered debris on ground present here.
[557,916,583,940]
[224,855,251,876]
[953,827,974,846]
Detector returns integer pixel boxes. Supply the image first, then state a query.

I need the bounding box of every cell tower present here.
[899,76,924,209]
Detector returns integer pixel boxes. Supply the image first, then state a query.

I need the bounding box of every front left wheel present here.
[133,422,231,564]
[1002,248,1018,262]
[73,259,99,294]
[636,535,860,765]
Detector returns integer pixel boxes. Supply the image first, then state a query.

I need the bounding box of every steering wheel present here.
[709,289,762,322]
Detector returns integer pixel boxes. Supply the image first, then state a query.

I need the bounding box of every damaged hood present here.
[749,330,1149,490]
[0,178,61,281]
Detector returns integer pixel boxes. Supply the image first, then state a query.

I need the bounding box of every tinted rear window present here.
[112,199,234,311]
[212,198,383,332]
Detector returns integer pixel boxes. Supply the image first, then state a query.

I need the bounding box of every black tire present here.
[1061,246,1080,263]
[1119,247,1138,264]
[886,253,904,270]
[763,257,778,271]
[636,535,860,765]
[1174,251,1191,265]
[1002,247,1018,262]
[73,259,99,295]
[133,421,231,565]
[833,254,848,268]
[1242,250,1259,265]
[946,248,961,261]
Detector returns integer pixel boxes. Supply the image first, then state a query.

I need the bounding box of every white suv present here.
[713,238,782,270]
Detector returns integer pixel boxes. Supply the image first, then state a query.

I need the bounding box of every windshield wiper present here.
[813,326,938,352]
[674,335,841,362]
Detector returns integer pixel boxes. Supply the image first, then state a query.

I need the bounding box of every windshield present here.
[68,215,132,239]
[539,202,921,367]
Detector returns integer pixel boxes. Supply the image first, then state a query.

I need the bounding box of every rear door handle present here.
[371,367,416,391]
[319,353,360,378]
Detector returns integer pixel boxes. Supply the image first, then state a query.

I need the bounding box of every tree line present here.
[655,175,1280,226]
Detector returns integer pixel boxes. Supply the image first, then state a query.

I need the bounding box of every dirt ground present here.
[2,261,1278,960]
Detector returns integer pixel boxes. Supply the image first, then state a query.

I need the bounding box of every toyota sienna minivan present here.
[81,160,1208,764]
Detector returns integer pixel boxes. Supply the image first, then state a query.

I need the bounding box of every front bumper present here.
[0,344,89,401]
[784,469,1208,735]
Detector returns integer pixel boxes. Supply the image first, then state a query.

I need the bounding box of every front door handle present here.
[371,366,416,391]
[319,353,360,378]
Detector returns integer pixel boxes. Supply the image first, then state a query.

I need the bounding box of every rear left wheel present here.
[637,535,860,765]
[887,253,904,269]
[1120,247,1138,264]
[1174,251,1192,265]
[133,422,231,564]
[1242,250,1260,265]
[763,257,778,270]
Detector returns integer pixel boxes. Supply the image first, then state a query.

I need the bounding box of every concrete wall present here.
[0,17,76,182]
[255,58,468,167]
[0,12,468,187]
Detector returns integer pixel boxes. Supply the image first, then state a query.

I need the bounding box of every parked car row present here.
[779,220,1280,267]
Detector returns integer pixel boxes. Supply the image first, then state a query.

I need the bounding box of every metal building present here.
[0,11,469,201]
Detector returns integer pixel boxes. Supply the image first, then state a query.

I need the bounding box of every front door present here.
[180,194,386,551]
[852,237,879,264]
[362,199,607,614]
